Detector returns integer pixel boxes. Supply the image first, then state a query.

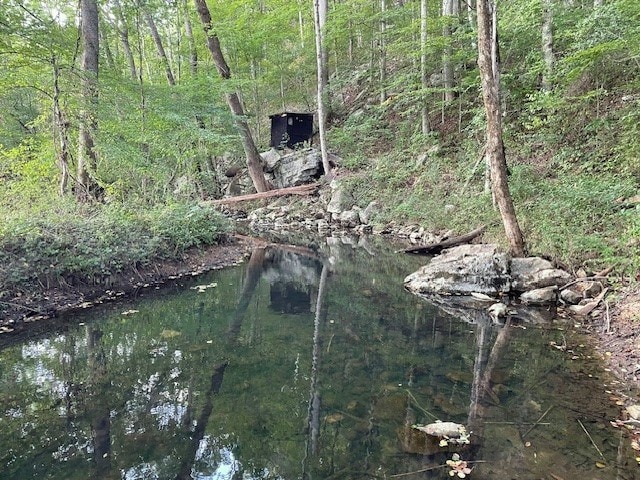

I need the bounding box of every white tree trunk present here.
[313,0,332,178]
[442,0,455,102]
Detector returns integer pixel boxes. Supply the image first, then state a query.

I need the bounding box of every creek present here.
[0,236,636,479]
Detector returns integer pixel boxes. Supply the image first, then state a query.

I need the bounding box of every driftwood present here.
[403,225,487,255]
[207,182,319,205]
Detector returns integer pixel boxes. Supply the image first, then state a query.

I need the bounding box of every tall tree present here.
[52,56,71,196]
[541,0,554,91]
[420,0,430,134]
[77,0,101,202]
[313,0,332,178]
[476,0,525,256]
[141,3,176,86]
[112,0,138,81]
[193,0,270,193]
[182,0,198,75]
[442,0,456,102]
[379,0,387,105]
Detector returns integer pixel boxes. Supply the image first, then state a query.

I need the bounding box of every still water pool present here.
[0,237,637,479]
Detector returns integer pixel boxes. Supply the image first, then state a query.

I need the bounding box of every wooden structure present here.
[269,112,314,149]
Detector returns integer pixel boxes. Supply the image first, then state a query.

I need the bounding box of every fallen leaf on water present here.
[595,462,606,468]
[325,413,344,424]
[160,329,181,339]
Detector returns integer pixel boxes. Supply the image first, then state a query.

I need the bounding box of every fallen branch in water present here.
[522,405,554,438]
[402,225,487,255]
[577,418,605,460]
[390,461,488,478]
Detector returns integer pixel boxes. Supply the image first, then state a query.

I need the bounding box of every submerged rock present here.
[414,421,466,438]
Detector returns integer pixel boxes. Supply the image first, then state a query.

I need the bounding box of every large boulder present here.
[404,244,510,296]
[262,148,323,189]
[510,257,572,292]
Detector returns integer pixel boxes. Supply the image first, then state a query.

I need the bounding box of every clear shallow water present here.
[0,237,637,479]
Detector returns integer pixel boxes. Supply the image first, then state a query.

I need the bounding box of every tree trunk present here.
[467,0,477,29]
[541,0,554,91]
[182,0,198,75]
[420,0,430,134]
[442,0,455,102]
[142,6,176,86]
[313,0,332,178]
[193,0,270,192]
[476,0,525,256]
[380,0,387,105]
[100,20,115,69]
[77,0,100,202]
[113,0,137,81]
[52,57,70,196]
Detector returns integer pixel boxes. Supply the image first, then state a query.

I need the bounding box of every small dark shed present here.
[269,112,314,149]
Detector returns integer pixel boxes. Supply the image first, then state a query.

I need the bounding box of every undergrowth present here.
[0,201,230,295]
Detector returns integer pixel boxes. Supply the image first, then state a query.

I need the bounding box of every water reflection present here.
[0,237,636,479]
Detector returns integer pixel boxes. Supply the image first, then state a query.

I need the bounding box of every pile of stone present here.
[403,244,609,321]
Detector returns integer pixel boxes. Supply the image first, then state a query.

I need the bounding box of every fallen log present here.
[207,182,319,205]
[402,225,487,255]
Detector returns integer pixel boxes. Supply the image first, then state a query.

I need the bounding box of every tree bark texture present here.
[193,0,270,192]
[313,0,332,178]
[77,0,100,202]
[476,0,525,256]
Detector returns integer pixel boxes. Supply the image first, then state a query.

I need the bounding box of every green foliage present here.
[0,203,230,293]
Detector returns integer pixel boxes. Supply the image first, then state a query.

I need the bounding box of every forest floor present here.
[1,228,639,396]
[593,289,640,392]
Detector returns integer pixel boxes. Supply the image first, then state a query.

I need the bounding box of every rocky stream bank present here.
[1,171,639,404]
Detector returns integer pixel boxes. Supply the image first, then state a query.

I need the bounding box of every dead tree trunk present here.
[193,0,271,193]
